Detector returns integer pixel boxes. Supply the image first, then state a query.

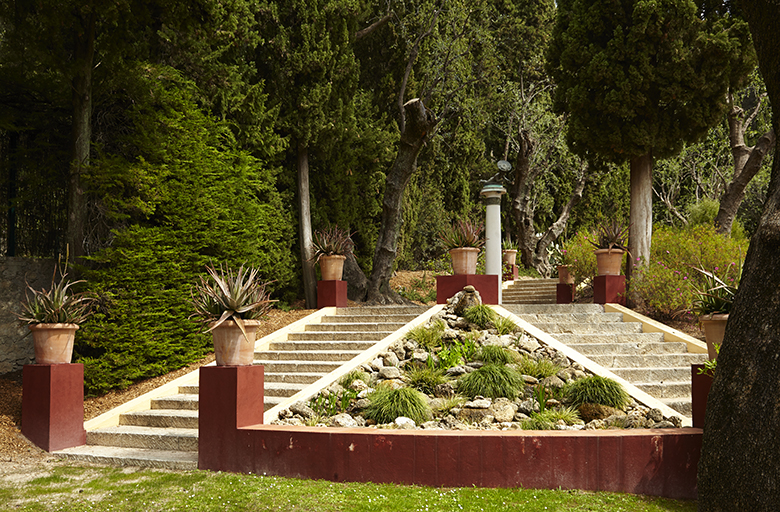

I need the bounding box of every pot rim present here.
[28,323,80,331]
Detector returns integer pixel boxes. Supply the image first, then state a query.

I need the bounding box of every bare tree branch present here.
[398,10,438,134]
[355,12,393,41]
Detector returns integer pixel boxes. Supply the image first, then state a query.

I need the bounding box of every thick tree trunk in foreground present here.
[366,99,435,303]
[714,102,775,235]
[297,143,317,309]
[628,152,653,272]
[698,2,780,508]
[68,12,95,261]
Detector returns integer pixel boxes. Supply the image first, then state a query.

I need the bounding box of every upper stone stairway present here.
[57,305,429,469]
[502,278,557,304]
[503,303,707,418]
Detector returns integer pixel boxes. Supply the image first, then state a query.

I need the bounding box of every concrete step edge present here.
[55,445,198,470]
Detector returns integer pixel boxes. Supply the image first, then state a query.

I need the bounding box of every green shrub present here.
[464,304,496,328]
[560,231,598,287]
[437,336,478,369]
[477,345,516,365]
[686,198,720,226]
[566,375,630,409]
[493,315,519,335]
[363,386,432,425]
[339,370,371,389]
[520,416,557,430]
[630,224,748,319]
[405,320,445,349]
[405,365,448,395]
[457,364,523,399]
[538,406,581,425]
[516,356,562,379]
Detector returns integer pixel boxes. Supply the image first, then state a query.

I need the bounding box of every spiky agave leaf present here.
[18,273,93,324]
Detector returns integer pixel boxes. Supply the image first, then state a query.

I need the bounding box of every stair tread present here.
[55,445,198,469]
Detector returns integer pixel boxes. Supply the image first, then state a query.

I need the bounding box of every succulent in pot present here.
[589,221,630,276]
[18,270,94,365]
[191,263,276,366]
[692,263,740,360]
[502,236,518,266]
[440,220,484,275]
[312,226,355,281]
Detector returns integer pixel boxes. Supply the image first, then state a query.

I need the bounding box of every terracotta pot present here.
[449,247,480,275]
[700,313,728,361]
[502,249,517,266]
[691,364,713,429]
[557,265,574,285]
[211,319,261,366]
[319,254,346,281]
[594,248,624,276]
[29,323,79,364]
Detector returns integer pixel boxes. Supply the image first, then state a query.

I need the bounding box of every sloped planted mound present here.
[274,297,683,431]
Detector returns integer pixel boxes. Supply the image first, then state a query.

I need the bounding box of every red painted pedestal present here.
[436,274,500,304]
[593,275,626,305]
[503,264,519,281]
[691,364,713,429]
[556,283,573,304]
[317,280,348,308]
[22,364,86,452]
[199,365,265,472]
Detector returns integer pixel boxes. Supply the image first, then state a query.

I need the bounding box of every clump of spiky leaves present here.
[493,315,519,335]
[457,364,523,399]
[539,406,582,425]
[363,386,432,425]
[191,263,276,339]
[565,375,630,409]
[339,369,371,389]
[312,225,355,260]
[439,219,484,250]
[19,269,93,325]
[520,415,556,430]
[464,304,496,329]
[431,395,465,415]
[477,345,516,365]
[516,356,562,379]
[404,364,448,395]
[405,320,445,349]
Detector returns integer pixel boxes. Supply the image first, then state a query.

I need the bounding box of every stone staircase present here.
[503,303,707,418]
[56,305,429,469]
[502,278,557,304]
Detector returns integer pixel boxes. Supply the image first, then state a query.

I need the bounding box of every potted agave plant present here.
[440,220,484,275]
[18,270,93,365]
[692,263,740,361]
[502,237,518,266]
[312,226,355,281]
[589,220,630,276]
[191,264,275,366]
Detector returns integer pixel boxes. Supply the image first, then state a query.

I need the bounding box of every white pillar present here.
[480,184,507,303]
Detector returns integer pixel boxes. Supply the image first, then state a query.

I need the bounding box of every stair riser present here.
[531,323,643,334]
[87,432,198,452]
[120,414,199,429]
[589,354,707,368]
[287,332,390,341]
[334,307,428,316]
[323,315,419,324]
[572,342,692,356]
[305,323,406,332]
[56,452,197,471]
[611,368,693,382]
[662,399,692,417]
[515,313,623,324]
[263,373,326,384]
[255,361,343,373]
[554,333,666,345]
[258,351,361,362]
[634,382,692,399]
[151,398,198,411]
[503,304,605,314]
[269,341,375,351]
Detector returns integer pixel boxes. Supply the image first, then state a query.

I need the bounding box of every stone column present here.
[480,184,507,303]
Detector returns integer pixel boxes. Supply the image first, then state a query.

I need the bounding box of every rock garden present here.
[274,288,683,431]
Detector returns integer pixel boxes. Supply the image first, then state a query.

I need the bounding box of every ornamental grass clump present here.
[363,386,432,425]
[464,304,496,329]
[404,365,448,395]
[516,355,562,379]
[565,375,630,409]
[477,345,516,365]
[493,315,519,335]
[457,364,523,399]
[405,320,445,349]
[339,369,372,389]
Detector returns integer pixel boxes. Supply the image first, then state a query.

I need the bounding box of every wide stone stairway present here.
[502,278,557,304]
[57,305,429,469]
[503,303,707,418]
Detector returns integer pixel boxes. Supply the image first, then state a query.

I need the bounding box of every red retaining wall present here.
[199,366,702,500]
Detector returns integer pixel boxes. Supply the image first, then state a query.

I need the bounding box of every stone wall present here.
[0,258,56,374]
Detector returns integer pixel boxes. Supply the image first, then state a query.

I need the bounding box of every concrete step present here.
[55,445,198,470]
[263,381,309,398]
[264,395,286,411]
[178,384,199,394]
[333,306,429,316]
[506,279,558,287]
[569,340,690,356]
[515,312,624,324]
[87,426,198,452]
[662,398,692,417]
[254,360,345,373]
[553,333,666,345]
[269,340,376,351]
[634,381,692,399]
[151,394,199,411]
[531,322,643,334]
[503,297,557,305]
[323,314,421,324]
[588,353,707,369]
[257,349,363,362]
[286,331,392,342]
[120,410,199,429]
[503,304,605,315]
[610,367,692,383]
[263,372,327,384]
[305,322,407,332]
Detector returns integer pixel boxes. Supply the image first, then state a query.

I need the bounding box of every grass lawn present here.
[0,465,697,511]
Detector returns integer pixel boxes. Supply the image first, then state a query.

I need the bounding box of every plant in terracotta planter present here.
[440,220,484,275]
[588,220,630,276]
[191,264,275,366]
[19,270,94,365]
[312,226,355,281]
[501,237,518,266]
[692,263,740,360]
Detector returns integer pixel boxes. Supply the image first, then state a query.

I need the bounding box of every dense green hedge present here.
[76,64,295,396]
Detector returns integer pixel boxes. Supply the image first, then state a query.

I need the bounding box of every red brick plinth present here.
[691,364,713,429]
[503,265,519,281]
[593,275,626,305]
[199,365,264,472]
[317,280,348,308]
[557,283,573,304]
[436,274,499,304]
[22,364,86,452]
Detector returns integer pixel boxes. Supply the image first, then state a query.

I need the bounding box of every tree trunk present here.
[698,2,780,507]
[68,11,95,261]
[510,129,539,269]
[628,153,653,270]
[366,99,435,303]
[297,143,317,309]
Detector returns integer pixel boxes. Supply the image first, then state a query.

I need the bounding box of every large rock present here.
[490,398,518,423]
[449,285,482,316]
